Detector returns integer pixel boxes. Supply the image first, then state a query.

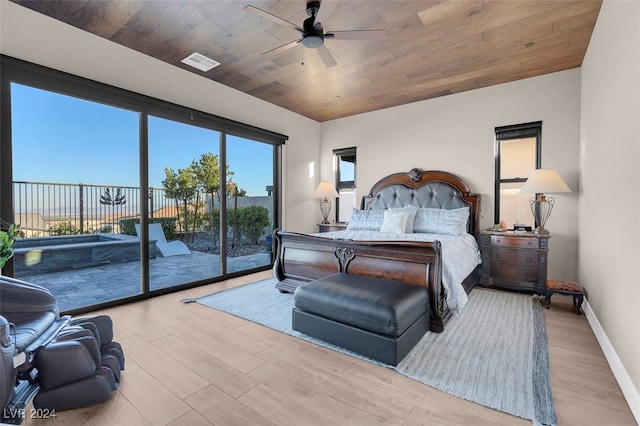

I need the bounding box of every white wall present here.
[0,1,321,233]
[321,70,581,281]
[580,0,640,419]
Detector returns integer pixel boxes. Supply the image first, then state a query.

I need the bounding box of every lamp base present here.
[319,199,332,225]
[530,196,555,235]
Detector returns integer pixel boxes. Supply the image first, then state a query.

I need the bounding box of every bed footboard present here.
[272,229,451,332]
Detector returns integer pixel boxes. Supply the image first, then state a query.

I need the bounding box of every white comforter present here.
[314,230,482,314]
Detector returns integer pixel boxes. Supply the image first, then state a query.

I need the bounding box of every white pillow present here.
[414,207,470,235]
[346,209,385,231]
[388,205,418,233]
[380,210,411,234]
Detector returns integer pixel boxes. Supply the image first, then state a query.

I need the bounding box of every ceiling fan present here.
[244,0,384,68]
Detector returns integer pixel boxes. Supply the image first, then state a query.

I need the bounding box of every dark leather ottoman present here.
[293,273,430,366]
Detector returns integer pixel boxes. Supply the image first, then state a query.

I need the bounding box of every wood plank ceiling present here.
[12,0,602,122]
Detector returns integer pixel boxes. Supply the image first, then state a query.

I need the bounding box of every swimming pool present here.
[14,234,156,277]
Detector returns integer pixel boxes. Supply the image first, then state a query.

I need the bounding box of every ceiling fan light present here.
[302,34,324,48]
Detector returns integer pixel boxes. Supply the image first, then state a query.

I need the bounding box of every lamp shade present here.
[520,169,570,194]
[314,181,339,199]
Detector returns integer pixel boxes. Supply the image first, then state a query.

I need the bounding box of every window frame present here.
[494,121,542,225]
[334,147,356,190]
[1,54,287,312]
[333,147,356,222]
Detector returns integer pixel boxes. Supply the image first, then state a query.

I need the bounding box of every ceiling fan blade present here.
[327,30,385,41]
[262,39,301,57]
[244,5,302,32]
[317,45,338,68]
[315,0,339,26]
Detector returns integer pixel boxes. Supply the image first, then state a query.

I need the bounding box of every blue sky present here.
[11,83,273,196]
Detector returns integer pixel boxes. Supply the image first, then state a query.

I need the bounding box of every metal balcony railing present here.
[12,181,173,237]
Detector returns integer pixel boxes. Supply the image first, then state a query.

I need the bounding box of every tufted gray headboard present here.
[361,168,481,236]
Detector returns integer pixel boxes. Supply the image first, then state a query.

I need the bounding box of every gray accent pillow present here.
[414,207,469,235]
[346,208,385,231]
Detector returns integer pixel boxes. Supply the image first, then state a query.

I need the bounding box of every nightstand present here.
[478,230,550,295]
[317,223,348,233]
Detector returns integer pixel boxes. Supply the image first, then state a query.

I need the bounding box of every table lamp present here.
[314,181,339,224]
[519,169,570,233]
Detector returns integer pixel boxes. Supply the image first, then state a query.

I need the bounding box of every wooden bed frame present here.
[272,168,481,332]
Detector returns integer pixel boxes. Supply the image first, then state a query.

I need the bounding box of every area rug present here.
[193,279,556,426]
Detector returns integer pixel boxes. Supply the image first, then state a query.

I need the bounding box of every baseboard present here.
[583,299,640,424]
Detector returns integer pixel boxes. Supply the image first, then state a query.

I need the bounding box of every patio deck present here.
[19,250,270,312]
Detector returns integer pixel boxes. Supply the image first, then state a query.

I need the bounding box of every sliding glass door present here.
[147,116,223,290]
[10,91,275,307]
[10,83,142,311]
[226,135,275,273]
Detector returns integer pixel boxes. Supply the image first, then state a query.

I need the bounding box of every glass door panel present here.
[148,116,222,290]
[226,136,274,273]
[11,83,141,311]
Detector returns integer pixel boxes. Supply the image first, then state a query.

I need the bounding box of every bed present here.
[272,168,482,332]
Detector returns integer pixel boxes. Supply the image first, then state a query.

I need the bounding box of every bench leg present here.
[545,292,552,309]
[574,294,584,315]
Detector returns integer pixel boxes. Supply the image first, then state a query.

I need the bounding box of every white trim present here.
[583,299,640,425]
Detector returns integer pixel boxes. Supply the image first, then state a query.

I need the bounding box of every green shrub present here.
[238,206,270,244]
[49,220,80,235]
[93,225,113,234]
[0,224,18,268]
[120,217,178,240]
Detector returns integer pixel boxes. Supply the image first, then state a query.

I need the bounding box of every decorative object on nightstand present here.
[314,181,339,224]
[519,169,570,234]
[545,279,584,315]
[478,230,550,295]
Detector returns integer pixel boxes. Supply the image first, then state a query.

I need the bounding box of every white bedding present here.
[314,230,482,314]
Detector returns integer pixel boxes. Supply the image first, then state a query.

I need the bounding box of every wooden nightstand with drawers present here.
[478,230,550,295]
[317,222,348,233]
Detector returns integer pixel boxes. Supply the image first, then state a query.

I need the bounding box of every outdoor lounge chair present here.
[135,223,191,257]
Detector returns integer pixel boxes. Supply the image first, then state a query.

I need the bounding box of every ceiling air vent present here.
[181,52,220,72]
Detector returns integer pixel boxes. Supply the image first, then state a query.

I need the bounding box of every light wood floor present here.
[22,271,636,426]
